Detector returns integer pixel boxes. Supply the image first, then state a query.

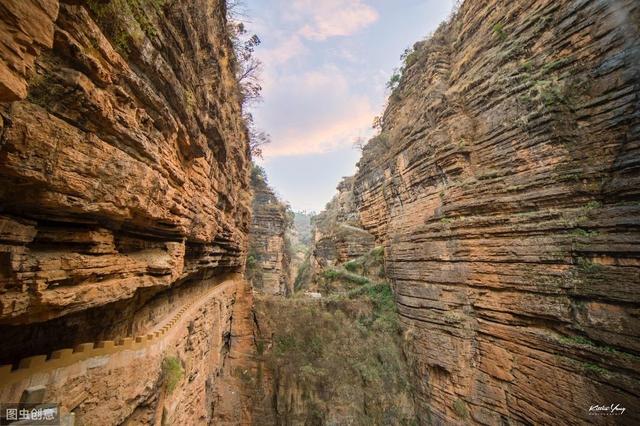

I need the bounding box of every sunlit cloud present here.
[244,0,456,210]
[252,0,380,159]
[257,66,376,158]
[260,35,307,66]
[293,0,379,41]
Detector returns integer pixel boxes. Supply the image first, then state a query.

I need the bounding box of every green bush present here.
[162,356,183,393]
[294,255,311,290]
[323,268,370,286]
[370,246,384,259]
[344,260,360,272]
[386,71,402,90]
[492,22,506,40]
[453,398,468,418]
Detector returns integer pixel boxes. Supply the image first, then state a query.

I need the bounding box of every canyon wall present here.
[311,177,376,268]
[349,0,640,424]
[0,0,252,422]
[246,166,292,295]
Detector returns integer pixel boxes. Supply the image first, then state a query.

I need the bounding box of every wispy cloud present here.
[260,35,307,66]
[258,66,375,158]
[251,0,379,158]
[292,0,379,41]
[245,0,456,210]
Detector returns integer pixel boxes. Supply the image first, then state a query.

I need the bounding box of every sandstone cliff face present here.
[349,0,640,424]
[0,276,238,424]
[0,0,252,422]
[0,0,251,327]
[247,166,292,295]
[311,177,375,269]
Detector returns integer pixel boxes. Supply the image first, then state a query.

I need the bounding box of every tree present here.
[249,127,270,158]
[352,136,366,152]
[244,112,270,159]
[227,1,269,159]
[236,31,263,105]
[227,3,263,107]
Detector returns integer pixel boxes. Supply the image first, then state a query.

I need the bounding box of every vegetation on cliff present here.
[245,247,417,424]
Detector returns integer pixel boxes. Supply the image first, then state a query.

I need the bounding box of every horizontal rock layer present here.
[0,276,238,424]
[247,167,292,295]
[0,0,251,326]
[0,0,252,422]
[350,0,640,424]
[312,177,375,267]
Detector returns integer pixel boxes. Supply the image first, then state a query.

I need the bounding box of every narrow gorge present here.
[0,0,639,425]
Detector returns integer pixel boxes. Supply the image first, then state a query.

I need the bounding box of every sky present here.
[243,0,456,212]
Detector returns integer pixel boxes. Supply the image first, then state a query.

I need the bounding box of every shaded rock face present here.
[348,0,640,424]
[312,177,375,268]
[0,0,252,421]
[247,167,292,295]
[4,276,239,425]
[211,278,257,425]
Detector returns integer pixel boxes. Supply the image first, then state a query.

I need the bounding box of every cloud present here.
[290,0,379,41]
[256,66,376,158]
[256,0,378,70]
[245,0,379,159]
[260,35,307,66]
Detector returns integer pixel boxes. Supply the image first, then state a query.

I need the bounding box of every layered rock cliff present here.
[311,177,376,268]
[346,0,640,424]
[0,0,252,422]
[246,165,293,295]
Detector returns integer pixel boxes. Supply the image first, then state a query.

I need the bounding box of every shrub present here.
[570,228,598,238]
[253,285,413,423]
[344,260,359,273]
[492,22,506,41]
[370,246,384,260]
[576,257,602,274]
[453,398,468,418]
[323,268,370,286]
[294,255,311,290]
[584,363,607,375]
[162,356,183,393]
[386,71,402,91]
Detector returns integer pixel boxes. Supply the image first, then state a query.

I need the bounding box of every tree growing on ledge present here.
[227,0,270,159]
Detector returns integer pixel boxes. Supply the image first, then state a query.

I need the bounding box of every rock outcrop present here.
[311,177,375,268]
[246,166,292,295]
[0,0,252,422]
[347,0,640,424]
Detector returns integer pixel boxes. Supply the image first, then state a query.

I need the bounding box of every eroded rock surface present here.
[0,0,252,422]
[0,0,250,325]
[311,177,375,268]
[347,0,640,424]
[246,166,292,295]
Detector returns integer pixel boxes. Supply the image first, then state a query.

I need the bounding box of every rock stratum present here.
[311,177,375,268]
[0,0,252,422]
[342,0,640,424]
[246,166,292,296]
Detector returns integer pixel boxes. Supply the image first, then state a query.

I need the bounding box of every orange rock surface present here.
[0,0,252,423]
[347,0,640,424]
[0,0,251,325]
[246,168,292,295]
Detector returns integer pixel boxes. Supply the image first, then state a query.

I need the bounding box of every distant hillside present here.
[292,211,315,246]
